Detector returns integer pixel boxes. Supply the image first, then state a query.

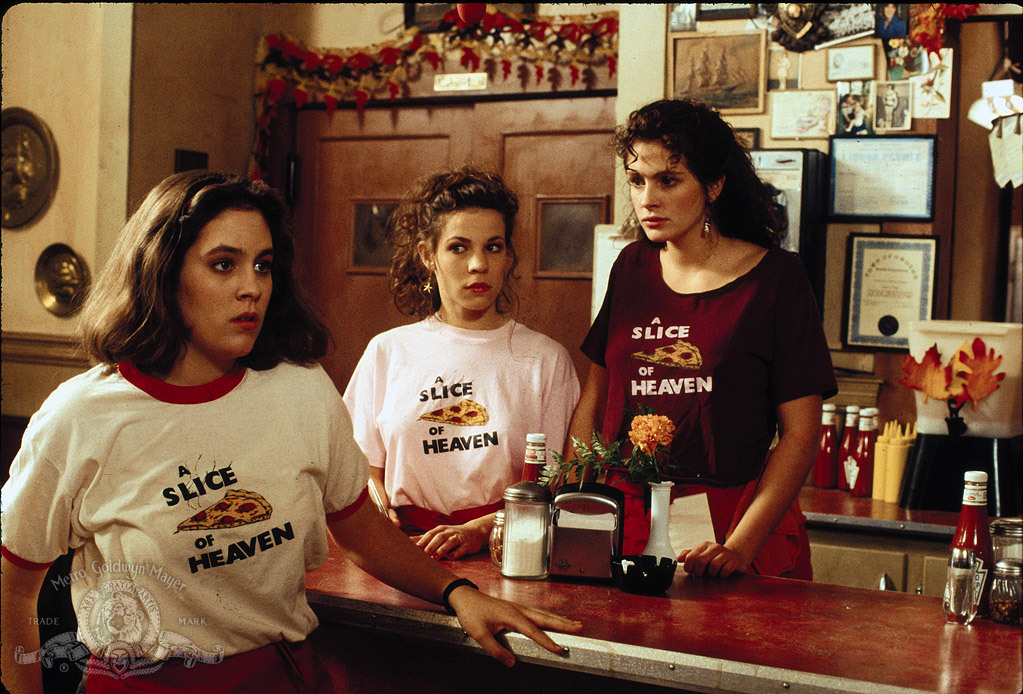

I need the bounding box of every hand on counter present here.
[411,515,491,560]
[446,582,583,667]
[678,541,750,578]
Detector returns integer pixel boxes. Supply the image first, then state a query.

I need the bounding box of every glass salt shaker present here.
[489,509,504,568]
[990,518,1023,564]
[500,481,551,580]
[989,560,1022,627]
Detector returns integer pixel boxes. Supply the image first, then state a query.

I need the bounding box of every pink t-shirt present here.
[344,317,580,515]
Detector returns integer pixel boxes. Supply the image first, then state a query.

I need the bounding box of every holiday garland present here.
[248,8,618,180]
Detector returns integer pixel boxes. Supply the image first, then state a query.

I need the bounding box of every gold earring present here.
[702,216,711,237]
[422,276,433,294]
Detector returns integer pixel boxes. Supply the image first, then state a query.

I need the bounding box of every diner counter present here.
[305,544,1022,694]
[798,486,960,539]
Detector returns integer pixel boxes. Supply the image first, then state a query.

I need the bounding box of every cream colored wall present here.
[1,2,131,417]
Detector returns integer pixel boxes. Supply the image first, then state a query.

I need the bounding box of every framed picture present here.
[836,81,874,136]
[767,46,801,91]
[828,135,937,221]
[842,233,938,350]
[669,4,698,32]
[535,196,607,278]
[669,31,766,114]
[733,127,760,149]
[826,44,875,81]
[403,3,535,31]
[875,3,909,43]
[875,80,912,131]
[820,4,875,43]
[769,90,836,139]
[910,48,953,119]
[696,4,754,20]
[350,200,398,273]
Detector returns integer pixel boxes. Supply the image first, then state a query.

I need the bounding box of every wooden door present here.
[292,97,615,393]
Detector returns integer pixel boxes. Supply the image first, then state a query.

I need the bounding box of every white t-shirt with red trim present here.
[343,317,580,515]
[0,361,368,661]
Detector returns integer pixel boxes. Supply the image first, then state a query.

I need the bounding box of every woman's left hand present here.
[678,541,751,578]
[446,583,582,667]
[412,521,488,560]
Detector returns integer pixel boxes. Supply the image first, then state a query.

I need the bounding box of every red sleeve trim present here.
[326,487,369,522]
[1,546,54,571]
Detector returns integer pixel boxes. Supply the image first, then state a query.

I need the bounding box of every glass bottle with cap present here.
[989,559,1022,626]
[489,509,504,568]
[500,481,551,580]
[521,433,547,483]
[812,404,839,488]
[943,471,994,623]
[990,518,1023,564]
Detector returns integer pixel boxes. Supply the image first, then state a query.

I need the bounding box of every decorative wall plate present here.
[2,107,59,229]
[34,243,89,316]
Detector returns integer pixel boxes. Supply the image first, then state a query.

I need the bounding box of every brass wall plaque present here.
[34,243,89,317]
[2,107,59,228]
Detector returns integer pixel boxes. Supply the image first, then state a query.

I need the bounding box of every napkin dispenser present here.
[549,483,624,580]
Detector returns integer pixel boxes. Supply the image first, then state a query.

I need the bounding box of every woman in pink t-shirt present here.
[344,167,579,561]
[572,99,836,580]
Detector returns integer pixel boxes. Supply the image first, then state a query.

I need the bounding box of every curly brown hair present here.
[614,98,786,249]
[80,170,329,374]
[388,166,519,318]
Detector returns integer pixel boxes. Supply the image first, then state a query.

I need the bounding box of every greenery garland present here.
[248,8,619,180]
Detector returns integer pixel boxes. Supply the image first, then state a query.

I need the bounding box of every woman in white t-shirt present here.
[1,171,580,694]
[344,167,580,561]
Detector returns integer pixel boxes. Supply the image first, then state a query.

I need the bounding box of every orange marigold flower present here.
[628,414,675,456]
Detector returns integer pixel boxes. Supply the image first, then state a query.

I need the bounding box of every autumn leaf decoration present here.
[900,338,1005,411]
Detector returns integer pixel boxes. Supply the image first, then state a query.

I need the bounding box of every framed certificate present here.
[828,135,937,221]
[842,233,938,350]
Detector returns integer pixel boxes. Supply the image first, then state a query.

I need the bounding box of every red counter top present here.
[306,545,1021,693]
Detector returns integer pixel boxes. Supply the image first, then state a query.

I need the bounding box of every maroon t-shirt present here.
[583,240,837,487]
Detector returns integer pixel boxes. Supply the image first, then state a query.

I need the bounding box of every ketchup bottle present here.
[521,433,547,483]
[944,471,994,621]
[837,406,860,491]
[812,404,839,488]
[849,407,877,497]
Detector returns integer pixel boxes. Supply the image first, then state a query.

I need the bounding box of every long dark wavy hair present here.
[614,98,786,249]
[80,170,329,374]
[388,166,519,318]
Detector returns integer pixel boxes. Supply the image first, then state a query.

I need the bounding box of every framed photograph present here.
[842,233,938,350]
[836,81,874,135]
[403,4,535,31]
[768,90,836,139]
[669,31,766,114]
[767,46,801,91]
[826,45,875,81]
[696,3,754,20]
[875,3,909,43]
[828,135,937,221]
[875,80,912,131]
[350,200,398,273]
[669,4,698,32]
[535,196,607,278]
[733,127,760,149]
[820,4,875,43]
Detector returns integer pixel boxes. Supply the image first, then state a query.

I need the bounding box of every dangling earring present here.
[702,216,711,238]
[421,276,433,294]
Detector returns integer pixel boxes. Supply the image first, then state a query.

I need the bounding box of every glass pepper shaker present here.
[489,509,504,568]
[989,560,1022,626]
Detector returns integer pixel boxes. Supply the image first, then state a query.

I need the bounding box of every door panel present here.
[293,97,615,394]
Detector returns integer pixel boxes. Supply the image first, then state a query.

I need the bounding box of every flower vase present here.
[642,481,675,561]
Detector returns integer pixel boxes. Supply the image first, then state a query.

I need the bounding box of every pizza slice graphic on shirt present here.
[631,339,703,370]
[418,399,489,426]
[176,489,272,532]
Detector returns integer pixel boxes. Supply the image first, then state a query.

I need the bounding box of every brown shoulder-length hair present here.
[80,170,329,374]
[388,166,519,318]
[614,98,786,249]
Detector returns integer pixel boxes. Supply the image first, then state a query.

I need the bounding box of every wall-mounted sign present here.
[2,107,59,229]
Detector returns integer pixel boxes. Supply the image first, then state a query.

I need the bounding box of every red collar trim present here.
[118,362,245,404]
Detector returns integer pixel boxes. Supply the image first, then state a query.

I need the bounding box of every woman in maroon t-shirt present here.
[570,99,836,580]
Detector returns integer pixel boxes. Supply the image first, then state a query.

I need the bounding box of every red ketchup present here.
[836,406,860,491]
[849,408,877,497]
[947,471,994,619]
[812,404,839,488]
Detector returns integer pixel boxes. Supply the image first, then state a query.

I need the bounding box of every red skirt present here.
[84,639,334,693]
